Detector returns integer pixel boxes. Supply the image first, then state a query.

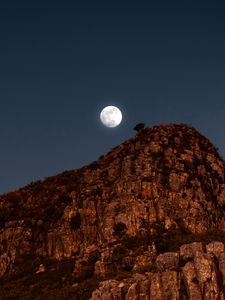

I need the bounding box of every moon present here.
[100,106,122,128]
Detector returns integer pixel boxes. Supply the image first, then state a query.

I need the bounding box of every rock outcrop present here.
[90,241,225,300]
[0,123,225,299]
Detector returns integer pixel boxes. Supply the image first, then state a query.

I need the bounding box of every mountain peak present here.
[0,123,225,299]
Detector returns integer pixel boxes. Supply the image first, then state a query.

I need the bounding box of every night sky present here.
[1,0,225,193]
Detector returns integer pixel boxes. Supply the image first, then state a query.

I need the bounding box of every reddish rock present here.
[133,252,153,273]
[182,261,203,300]
[206,241,225,257]
[0,123,225,299]
[180,242,204,261]
[156,252,179,271]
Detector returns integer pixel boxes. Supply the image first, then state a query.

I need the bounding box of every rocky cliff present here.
[0,123,225,299]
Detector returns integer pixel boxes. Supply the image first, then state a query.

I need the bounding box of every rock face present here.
[91,241,225,300]
[90,241,225,300]
[0,123,225,299]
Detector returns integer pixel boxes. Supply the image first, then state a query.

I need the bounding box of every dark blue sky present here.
[0,0,225,193]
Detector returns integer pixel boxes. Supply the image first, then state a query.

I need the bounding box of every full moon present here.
[100,106,122,128]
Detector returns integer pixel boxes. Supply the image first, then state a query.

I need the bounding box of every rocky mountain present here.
[0,123,225,299]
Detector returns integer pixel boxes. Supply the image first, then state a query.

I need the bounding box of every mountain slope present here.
[0,123,225,299]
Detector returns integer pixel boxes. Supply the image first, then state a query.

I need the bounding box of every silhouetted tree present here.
[133,123,145,132]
